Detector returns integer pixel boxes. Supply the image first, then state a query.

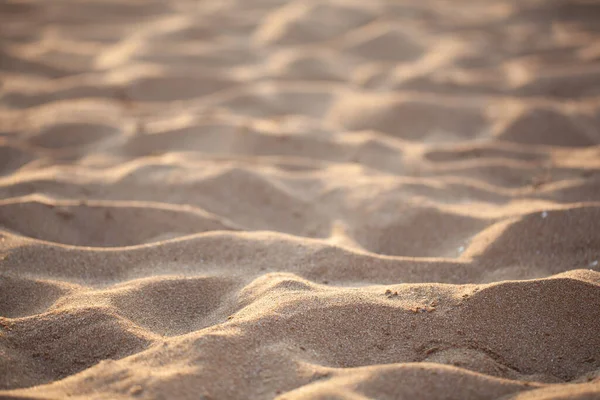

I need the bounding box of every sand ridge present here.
[1,0,600,398]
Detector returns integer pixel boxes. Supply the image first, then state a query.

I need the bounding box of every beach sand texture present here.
[1,0,600,398]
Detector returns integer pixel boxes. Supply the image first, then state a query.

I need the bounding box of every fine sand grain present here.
[1,0,599,399]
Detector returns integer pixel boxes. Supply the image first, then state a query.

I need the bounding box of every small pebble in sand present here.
[458,246,465,253]
[55,208,74,220]
[541,211,548,218]
[129,385,143,396]
[411,306,435,313]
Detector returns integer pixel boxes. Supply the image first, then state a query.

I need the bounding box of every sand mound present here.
[0,196,239,247]
[328,93,488,142]
[496,107,596,147]
[1,0,599,398]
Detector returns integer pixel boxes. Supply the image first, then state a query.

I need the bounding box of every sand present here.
[0,0,599,398]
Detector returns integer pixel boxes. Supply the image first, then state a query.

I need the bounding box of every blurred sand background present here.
[1,0,600,398]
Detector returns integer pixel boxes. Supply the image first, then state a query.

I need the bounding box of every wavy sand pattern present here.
[1,0,600,399]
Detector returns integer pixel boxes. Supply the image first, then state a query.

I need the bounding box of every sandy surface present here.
[1,0,600,399]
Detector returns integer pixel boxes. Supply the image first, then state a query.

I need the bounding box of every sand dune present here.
[1,0,599,398]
